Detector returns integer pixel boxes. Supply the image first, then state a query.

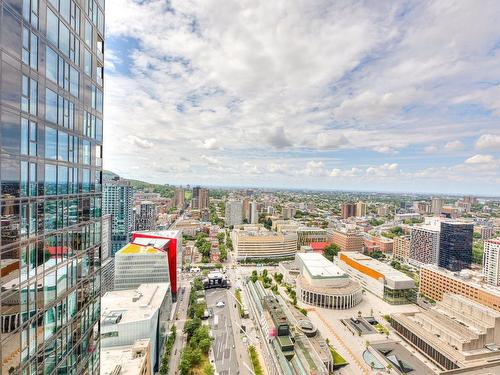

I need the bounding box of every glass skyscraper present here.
[102,177,133,255]
[438,222,473,272]
[0,0,104,373]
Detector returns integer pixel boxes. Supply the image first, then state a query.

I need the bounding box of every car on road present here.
[216,301,225,308]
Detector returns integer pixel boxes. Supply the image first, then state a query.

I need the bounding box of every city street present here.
[168,274,192,375]
[205,288,242,375]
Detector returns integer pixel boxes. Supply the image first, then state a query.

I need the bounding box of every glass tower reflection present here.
[1,0,105,373]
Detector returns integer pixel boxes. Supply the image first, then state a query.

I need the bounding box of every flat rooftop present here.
[133,229,181,238]
[296,253,346,278]
[101,340,150,375]
[117,243,164,255]
[340,252,414,284]
[421,265,500,297]
[101,283,169,324]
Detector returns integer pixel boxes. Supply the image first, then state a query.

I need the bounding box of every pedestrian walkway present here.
[309,309,371,375]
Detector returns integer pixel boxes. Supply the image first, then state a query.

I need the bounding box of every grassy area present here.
[235,288,245,318]
[248,345,264,375]
[329,346,348,368]
[375,323,389,335]
[158,326,177,374]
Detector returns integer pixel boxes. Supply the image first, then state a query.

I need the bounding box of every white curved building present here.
[232,227,298,260]
[295,253,362,309]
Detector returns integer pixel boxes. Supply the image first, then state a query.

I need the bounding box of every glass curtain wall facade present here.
[438,222,473,272]
[0,0,104,374]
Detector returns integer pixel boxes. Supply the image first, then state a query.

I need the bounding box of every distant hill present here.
[103,170,175,198]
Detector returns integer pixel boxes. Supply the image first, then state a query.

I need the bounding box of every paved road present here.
[205,288,241,375]
[168,275,192,375]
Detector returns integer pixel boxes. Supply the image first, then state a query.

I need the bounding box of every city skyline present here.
[104,1,499,195]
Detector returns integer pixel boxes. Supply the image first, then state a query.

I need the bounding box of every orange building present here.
[420,265,500,312]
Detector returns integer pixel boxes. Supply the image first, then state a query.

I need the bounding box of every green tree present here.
[183,317,202,339]
[324,243,340,261]
[203,364,215,375]
[273,272,283,284]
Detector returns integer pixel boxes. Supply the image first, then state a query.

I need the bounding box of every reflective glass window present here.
[58,131,68,161]
[46,46,58,83]
[47,9,59,46]
[45,126,57,159]
[44,164,57,195]
[45,88,58,123]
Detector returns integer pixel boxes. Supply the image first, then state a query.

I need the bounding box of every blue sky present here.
[103,0,500,195]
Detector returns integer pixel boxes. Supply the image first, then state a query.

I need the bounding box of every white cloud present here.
[102,0,500,194]
[201,138,220,150]
[443,140,464,152]
[128,135,154,149]
[424,145,438,154]
[464,154,495,164]
[373,146,399,154]
[475,134,500,151]
[201,155,220,165]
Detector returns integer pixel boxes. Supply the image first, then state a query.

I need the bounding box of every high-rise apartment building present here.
[483,238,500,287]
[431,197,445,214]
[409,225,440,266]
[393,235,410,262]
[438,221,473,272]
[341,202,356,219]
[103,177,134,255]
[225,200,243,227]
[242,197,250,222]
[174,188,184,209]
[191,186,208,210]
[249,201,259,224]
[356,201,366,217]
[134,201,156,231]
[0,1,105,373]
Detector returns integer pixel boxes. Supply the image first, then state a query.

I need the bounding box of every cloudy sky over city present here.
[104,0,500,195]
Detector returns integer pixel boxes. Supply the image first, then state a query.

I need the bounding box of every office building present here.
[242,197,250,221]
[249,201,259,224]
[174,188,184,209]
[377,205,388,216]
[475,225,495,240]
[337,252,416,304]
[101,339,152,375]
[296,227,327,250]
[225,200,243,227]
[395,212,420,221]
[431,197,445,214]
[134,201,156,231]
[104,177,134,255]
[101,284,172,372]
[438,221,473,272]
[327,228,364,252]
[419,265,500,312]
[114,230,181,294]
[391,294,500,372]
[282,203,296,220]
[409,225,440,266]
[364,235,393,254]
[101,214,115,294]
[341,203,356,219]
[356,201,366,217]
[294,253,363,309]
[393,236,410,262]
[191,186,208,210]
[0,1,105,373]
[483,238,500,287]
[232,227,298,260]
